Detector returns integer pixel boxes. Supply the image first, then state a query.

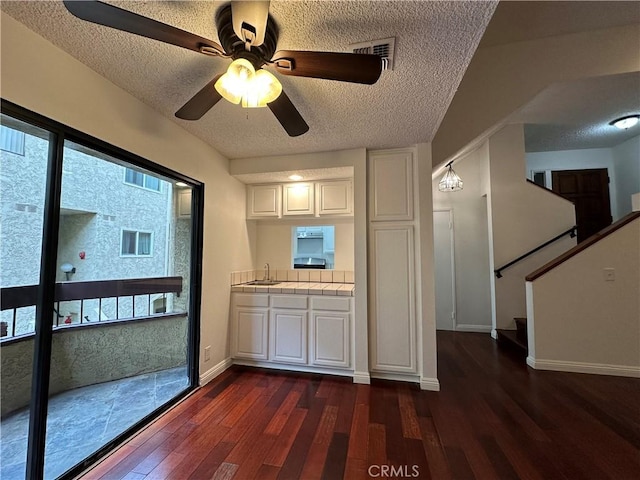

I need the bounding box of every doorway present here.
[0,102,203,480]
[552,168,613,242]
[433,210,456,331]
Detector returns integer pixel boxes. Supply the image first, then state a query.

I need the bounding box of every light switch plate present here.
[603,268,615,281]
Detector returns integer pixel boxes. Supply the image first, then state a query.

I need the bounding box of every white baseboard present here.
[456,325,492,333]
[370,371,420,384]
[353,371,371,384]
[491,329,498,340]
[232,359,354,378]
[199,357,233,386]
[527,356,640,378]
[420,377,440,391]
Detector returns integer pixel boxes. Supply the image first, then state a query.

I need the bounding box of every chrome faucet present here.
[263,263,270,281]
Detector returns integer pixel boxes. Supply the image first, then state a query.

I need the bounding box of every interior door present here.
[552,168,612,242]
[433,210,456,331]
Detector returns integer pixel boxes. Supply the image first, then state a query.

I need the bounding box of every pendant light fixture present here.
[438,162,463,192]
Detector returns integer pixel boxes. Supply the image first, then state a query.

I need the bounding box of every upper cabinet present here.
[247,179,352,219]
[247,184,282,218]
[177,189,192,218]
[283,182,315,216]
[316,180,352,216]
[369,150,413,221]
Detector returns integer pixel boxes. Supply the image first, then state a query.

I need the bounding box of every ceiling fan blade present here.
[231,1,270,48]
[175,75,223,120]
[271,51,382,85]
[268,91,309,137]
[63,1,225,56]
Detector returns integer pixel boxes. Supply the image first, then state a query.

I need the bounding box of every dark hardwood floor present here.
[81,332,640,479]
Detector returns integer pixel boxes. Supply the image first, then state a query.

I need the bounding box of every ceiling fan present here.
[63,1,384,137]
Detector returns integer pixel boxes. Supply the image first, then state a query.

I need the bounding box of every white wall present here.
[527,217,640,376]
[526,147,619,219]
[1,13,254,376]
[487,125,577,331]
[433,23,640,167]
[432,144,492,330]
[612,135,640,219]
[254,218,354,270]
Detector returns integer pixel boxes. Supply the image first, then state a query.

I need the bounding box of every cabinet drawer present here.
[272,295,308,309]
[311,296,351,312]
[234,293,269,308]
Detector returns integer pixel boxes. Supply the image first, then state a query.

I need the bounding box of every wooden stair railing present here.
[526,211,640,282]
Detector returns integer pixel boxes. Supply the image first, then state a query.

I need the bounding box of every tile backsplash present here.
[230,268,355,286]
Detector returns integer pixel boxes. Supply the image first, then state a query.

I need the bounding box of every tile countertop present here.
[231,282,355,296]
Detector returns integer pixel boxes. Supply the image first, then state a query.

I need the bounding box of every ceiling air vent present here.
[350,37,395,71]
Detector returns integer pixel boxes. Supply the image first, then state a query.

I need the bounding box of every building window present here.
[121,230,153,256]
[0,125,26,155]
[124,168,161,192]
[532,171,547,188]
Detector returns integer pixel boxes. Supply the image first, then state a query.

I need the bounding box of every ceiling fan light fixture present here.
[610,114,639,130]
[215,58,282,108]
[438,163,463,192]
[242,69,282,108]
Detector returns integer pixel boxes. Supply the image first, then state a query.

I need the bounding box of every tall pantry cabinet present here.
[368,149,419,379]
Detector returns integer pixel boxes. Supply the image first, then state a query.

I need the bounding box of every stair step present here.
[514,317,527,343]
[496,329,528,358]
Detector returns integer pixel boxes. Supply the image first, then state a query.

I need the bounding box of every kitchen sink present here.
[245,280,281,286]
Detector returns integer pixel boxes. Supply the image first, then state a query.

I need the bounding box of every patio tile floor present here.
[1,366,188,479]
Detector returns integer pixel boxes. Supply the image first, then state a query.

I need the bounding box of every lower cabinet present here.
[233,308,269,360]
[270,310,308,364]
[310,311,350,368]
[231,293,352,371]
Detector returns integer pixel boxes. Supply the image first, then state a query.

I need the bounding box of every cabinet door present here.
[311,312,350,368]
[369,225,416,373]
[248,184,281,218]
[317,180,352,216]
[232,307,269,360]
[283,183,315,216]
[269,309,308,364]
[369,150,414,221]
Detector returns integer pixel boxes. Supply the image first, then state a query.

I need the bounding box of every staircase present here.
[497,317,527,357]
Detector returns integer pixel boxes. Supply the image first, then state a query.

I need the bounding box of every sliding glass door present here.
[0,102,202,479]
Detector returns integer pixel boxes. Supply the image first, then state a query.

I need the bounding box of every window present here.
[124,168,161,192]
[0,125,25,155]
[121,230,153,256]
[532,171,546,187]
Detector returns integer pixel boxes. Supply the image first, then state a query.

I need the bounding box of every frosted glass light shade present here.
[215,59,282,108]
[610,115,639,130]
[438,164,463,192]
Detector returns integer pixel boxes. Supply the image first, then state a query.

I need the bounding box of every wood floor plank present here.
[264,407,307,467]
[211,462,239,480]
[80,335,640,480]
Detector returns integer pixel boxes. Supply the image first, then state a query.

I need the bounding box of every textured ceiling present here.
[1,1,496,160]
[512,72,640,152]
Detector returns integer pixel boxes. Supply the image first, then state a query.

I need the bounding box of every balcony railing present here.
[0,276,183,340]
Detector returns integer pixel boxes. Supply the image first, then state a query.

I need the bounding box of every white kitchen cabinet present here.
[316,180,353,216]
[310,311,350,368]
[369,150,414,221]
[230,292,353,373]
[231,293,269,360]
[232,307,269,360]
[247,184,282,219]
[283,182,315,216]
[270,309,308,364]
[177,189,192,218]
[369,224,417,373]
